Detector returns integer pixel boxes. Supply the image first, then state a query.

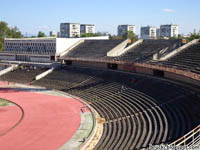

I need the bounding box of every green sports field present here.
[0,99,12,107]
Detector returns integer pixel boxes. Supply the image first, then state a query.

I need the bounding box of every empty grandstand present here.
[2,0,200,149]
[0,65,49,84]
[157,42,200,74]
[65,40,123,58]
[0,38,200,150]
[26,66,199,149]
[116,39,182,62]
[33,66,103,90]
[0,64,9,71]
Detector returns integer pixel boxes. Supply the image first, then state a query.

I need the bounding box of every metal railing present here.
[170,125,200,149]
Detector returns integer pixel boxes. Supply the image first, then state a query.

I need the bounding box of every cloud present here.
[162,8,176,13]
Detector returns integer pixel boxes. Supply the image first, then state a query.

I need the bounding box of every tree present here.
[0,21,23,51]
[186,30,200,42]
[11,27,23,38]
[123,31,138,43]
[37,31,46,37]
[81,33,100,37]
[109,31,138,42]
[0,21,9,38]
[0,39,3,51]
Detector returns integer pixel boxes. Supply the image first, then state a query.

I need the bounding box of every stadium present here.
[0,37,200,150]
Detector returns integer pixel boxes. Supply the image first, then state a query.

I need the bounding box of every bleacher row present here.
[115,39,181,62]
[1,66,200,149]
[0,64,9,71]
[64,39,200,75]
[0,65,48,84]
[67,40,123,58]
[156,43,200,74]
[63,69,200,149]
[64,39,182,62]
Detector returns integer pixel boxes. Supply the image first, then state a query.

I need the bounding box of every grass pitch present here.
[0,99,12,107]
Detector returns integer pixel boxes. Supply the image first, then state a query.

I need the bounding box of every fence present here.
[170,125,200,149]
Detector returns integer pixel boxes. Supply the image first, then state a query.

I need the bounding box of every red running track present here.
[0,106,22,135]
[0,88,84,150]
[0,82,8,86]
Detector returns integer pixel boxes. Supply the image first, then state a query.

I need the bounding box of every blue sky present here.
[0,0,199,36]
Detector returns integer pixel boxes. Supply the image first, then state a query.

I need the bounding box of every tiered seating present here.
[33,66,104,90]
[0,64,9,71]
[32,66,200,149]
[159,43,200,73]
[192,67,200,74]
[66,40,123,58]
[0,65,48,84]
[116,39,181,62]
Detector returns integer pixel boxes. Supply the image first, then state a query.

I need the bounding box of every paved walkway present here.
[0,88,84,150]
[59,112,93,150]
